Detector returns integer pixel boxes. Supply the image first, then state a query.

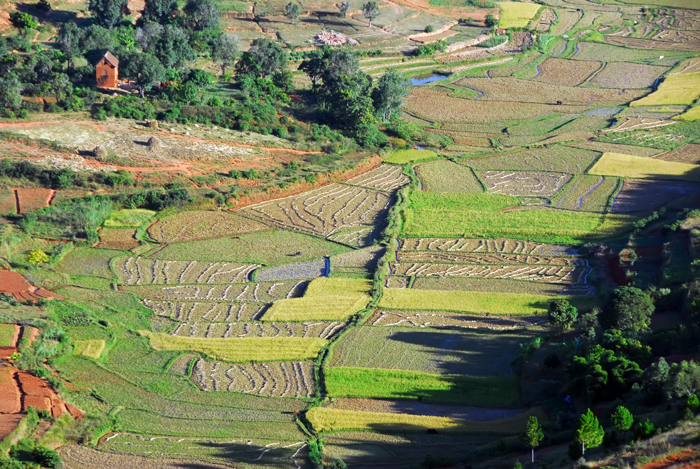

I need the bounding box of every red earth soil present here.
[639,449,700,469]
[0,324,20,360]
[15,187,53,214]
[0,270,64,302]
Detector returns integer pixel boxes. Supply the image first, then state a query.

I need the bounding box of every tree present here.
[372,68,411,122]
[0,73,22,110]
[485,14,497,27]
[184,0,220,30]
[211,33,239,76]
[298,56,325,89]
[88,0,129,28]
[362,1,379,27]
[548,299,578,330]
[576,409,604,457]
[323,48,360,84]
[285,2,301,24]
[339,1,349,17]
[643,357,669,401]
[122,53,166,97]
[58,21,82,69]
[569,344,641,401]
[688,394,699,409]
[666,360,700,399]
[236,38,286,79]
[154,25,195,69]
[26,249,49,267]
[10,12,39,37]
[521,416,544,464]
[603,286,654,335]
[142,0,177,22]
[136,22,164,52]
[611,406,634,440]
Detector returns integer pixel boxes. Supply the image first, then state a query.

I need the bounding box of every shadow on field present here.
[190,440,310,468]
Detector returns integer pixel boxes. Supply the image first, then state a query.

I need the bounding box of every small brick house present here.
[96,52,119,88]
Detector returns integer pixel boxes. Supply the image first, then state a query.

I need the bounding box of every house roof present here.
[97,52,119,67]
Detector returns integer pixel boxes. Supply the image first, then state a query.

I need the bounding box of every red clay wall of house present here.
[96,60,118,88]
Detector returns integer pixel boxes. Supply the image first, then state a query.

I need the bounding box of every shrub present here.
[229,169,242,179]
[549,299,578,330]
[424,25,434,33]
[33,445,62,468]
[636,418,657,439]
[273,127,287,138]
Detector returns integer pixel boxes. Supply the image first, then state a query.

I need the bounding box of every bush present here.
[273,127,287,138]
[424,25,434,33]
[33,445,62,468]
[228,169,242,179]
[415,40,447,57]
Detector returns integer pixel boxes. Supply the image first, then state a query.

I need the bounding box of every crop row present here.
[390,263,590,284]
[126,280,309,303]
[239,183,391,238]
[171,321,346,339]
[192,359,316,398]
[367,310,546,329]
[396,251,582,266]
[400,238,577,255]
[143,300,268,321]
[148,210,270,244]
[116,257,259,285]
[407,276,598,297]
[553,175,619,212]
[479,171,572,197]
[345,164,410,191]
[256,259,327,282]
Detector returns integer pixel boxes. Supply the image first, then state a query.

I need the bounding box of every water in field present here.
[410,74,448,85]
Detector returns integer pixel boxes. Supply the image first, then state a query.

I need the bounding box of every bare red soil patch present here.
[0,270,63,302]
[639,449,700,469]
[15,188,53,214]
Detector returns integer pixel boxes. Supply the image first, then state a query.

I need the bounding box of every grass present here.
[379,288,595,315]
[631,73,700,107]
[139,331,327,361]
[0,323,15,347]
[151,230,350,265]
[104,209,156,227]
[56,247,123,279]
[307,406,547,434]
[589,153,700,182]
[497,2,541,28]
[384,149,439,165]
[403,192,634,244]
[73,340,107,359]
[328,326,529,376]
[415,160,484,193]
[325,367,520,406]
[263,278,372,321]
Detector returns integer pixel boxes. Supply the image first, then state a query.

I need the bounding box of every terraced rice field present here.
[99,228,140,250]
[415,160,484,193]
[610,179,700,212]
[73,340,107,359]
[390,263,589,283]
[344,164,410,191]
[399,237,577,255]
[478,171,572,197]
[239,183,391,238]
[498,2,541,28]
[533,58,600,86]
[192,359,316,397]
[589,62,670,89]
[367,310,545,329]
[255,259,327,281]
[632,72,700,106]
[552,174,620,212]
[148,210,271,243]
[143,300,271,321]
[395,251,581,265]
[384,149,438,165]
[170,320,346,339]
[126,280,308,302]
[655,144,700,164]
[115,257,259,284]
[465,146,600,173]
[589,152,700,181]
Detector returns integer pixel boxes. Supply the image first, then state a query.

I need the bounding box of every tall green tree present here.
[235,38,286,78]
[548,299,578,330]
[154,25,195,69]
[142,0,177,22]
[521,416,544,464]
[643,357,669,401]
[666,360,700,399]
[285,2,301,23]
[603,286,654,335]
[611,406,634,441]
[569,344,641,401]
[136,22,164,52]
[10,12,39,37]
[88,0,129,28]
[58,21,82,69]
[576,409,604,457]
[211,33,239,76]
[122,53,166,97]
[362,1,379,27]
[322,48,360,84]
[184,0,220,30]
[0,73,22,110]
[371,68,411,122]
[298,56,325,89]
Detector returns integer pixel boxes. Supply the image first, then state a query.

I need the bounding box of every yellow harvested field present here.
[263,278,373,321]
[307,406,548,434]
[139,331,327,362]
[498,2,542,28]
[589,153,700,182]
[73,340,107,359]
[631,73,700,107]
[676,106,700,122]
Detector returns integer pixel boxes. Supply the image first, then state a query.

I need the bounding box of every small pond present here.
[410,74,448,85]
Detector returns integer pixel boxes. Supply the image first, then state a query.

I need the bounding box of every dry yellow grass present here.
[675,106,700,122]
[263,278,372,321]
[306,406,548,434]
[139,331,327,362]
[631,73,700,107]
[498,2,542,28]
[73,340,107,359]
[589,152,700,182]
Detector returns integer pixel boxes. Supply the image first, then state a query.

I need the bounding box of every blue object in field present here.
[415,145,426,151]
[411,74,448,85]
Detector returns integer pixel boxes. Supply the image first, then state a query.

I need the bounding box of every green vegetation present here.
[103,209,156,227]
[73,339,107,359]
[0,323,15,346]
[497,2,541,28]
[384,149,439,165]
